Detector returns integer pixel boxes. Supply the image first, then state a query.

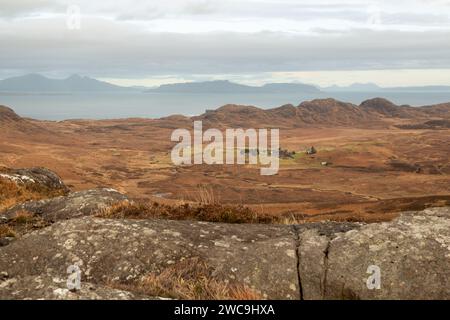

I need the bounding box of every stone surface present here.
[297,229,329,300]
[295,222,362,300]
[0,274,153,300]
[0,206,449,300]
[0,188,128,222]
[324,207,450,300]
[0,217,299,300]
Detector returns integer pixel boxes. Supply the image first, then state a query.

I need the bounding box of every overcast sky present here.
[1,0,450,87]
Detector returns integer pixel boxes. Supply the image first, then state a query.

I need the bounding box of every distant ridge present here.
[144,79,450,94]
[2,97,450,130]
[192,98,450,128]
[148,80,320,94]
[0,74,138,93]
[323,83,450,92]
[2,74,450,94]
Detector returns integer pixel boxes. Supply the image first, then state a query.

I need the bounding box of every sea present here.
[2,91,450,121]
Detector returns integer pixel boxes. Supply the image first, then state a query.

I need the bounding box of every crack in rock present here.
[291,225,304,300]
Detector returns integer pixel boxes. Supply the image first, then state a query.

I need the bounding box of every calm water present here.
[2,91,450,120]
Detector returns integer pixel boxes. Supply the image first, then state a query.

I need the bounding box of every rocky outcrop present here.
[0,167,69,194]
[0,207,448,300]
[322,207,450,300]
[0,188,128,222]
[360,98,421,118]
[297,207,450,300]
[0,217,299,300]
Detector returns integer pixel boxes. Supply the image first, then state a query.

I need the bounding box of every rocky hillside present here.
[0,105,29,130]
[192,98,450,128]
[0,105,48,134]
[0,167,448,300]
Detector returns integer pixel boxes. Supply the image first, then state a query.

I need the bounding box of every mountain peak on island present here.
[0,74,136,93]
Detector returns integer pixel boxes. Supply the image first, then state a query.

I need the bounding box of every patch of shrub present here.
[97,200,276,224]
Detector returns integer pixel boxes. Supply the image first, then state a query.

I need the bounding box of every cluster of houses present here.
[241,146,329,166]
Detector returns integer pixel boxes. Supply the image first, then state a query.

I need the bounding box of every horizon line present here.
[2,72,450,90]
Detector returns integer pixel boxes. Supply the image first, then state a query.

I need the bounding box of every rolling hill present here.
[192,98,450,128]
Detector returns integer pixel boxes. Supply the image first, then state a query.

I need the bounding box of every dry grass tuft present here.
[98,199,389,225]
[194,185,218,205]
[10,210,34,224]
[97,200,276,224]
[114,257,262,300]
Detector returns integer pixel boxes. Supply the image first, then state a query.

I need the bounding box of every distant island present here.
[323,82,450,92]
[0,74,137,93]
[147,80,320,94]
[1,74,450,94]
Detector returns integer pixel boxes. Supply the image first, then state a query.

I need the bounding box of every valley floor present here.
[1,115,449,223]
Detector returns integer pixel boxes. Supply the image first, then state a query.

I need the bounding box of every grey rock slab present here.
[0,217,299,300]
[0,274,154,300]
[323,207,450,299]
[295,222,362,300]
[1,206,448,300]
[0,188,128,222]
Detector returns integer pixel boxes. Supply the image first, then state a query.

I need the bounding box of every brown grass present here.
[113,257,262,300]
[10,210,34,224]
[0,177,66,211]
[98,199,399,225]
[194,184,218,205]
[98,199,377,225]
[97,200,277,224]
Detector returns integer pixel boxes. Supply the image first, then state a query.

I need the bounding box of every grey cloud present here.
[109,1,370,24]
[183,0,219,15]
[381,12,450,26]
[1,0,450,79]
[1,20,449,78]
[0,0,63,18]
[2,0,447,28]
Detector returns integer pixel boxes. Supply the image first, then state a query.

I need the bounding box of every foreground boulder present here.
[0,188,128,222]
[0,167,69,194]
[323,207,450,299]
[0,217,299,299]
[297,207,450,300]
[0,207,448,300]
